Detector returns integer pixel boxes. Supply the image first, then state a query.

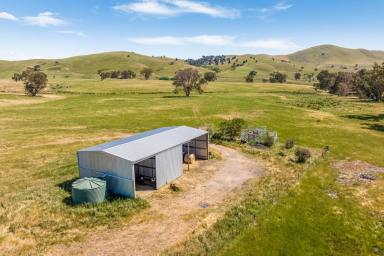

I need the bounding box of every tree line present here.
[315,62,384,101]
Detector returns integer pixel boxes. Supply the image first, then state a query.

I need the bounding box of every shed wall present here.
[155,145,183,189]
[77,151,135,197]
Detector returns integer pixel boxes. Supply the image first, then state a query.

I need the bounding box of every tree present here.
[353,63,384,101]
[245,70,257,83]
[140,68,153,80]
[315,70,336,90]
[12,67,47,96]
[269,72,287,83]
[204,71,217,82]
[218,118,247,140]
[331,72,354,96]
[173,68,207,97]
[294,72,301,80]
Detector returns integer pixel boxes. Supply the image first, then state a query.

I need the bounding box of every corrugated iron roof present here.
[78,126,207,162]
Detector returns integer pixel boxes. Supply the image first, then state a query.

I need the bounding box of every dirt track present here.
[47,144,264,256]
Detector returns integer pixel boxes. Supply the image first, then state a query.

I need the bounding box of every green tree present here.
[269,72,287,83]
[315,70,337,90]
[294,72,301,80]
[353,63,384,101]
[204,71,217,82]
[218,118,247,141]
[12,67,47,96]
[173,68,207,97]
[140,68,153,80]
[245,70,257,83]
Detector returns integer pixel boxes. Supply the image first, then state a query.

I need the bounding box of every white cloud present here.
[113,0,239,19]
[56,30,85,37]
[240,39,297,49]
[253,1,293,20]
[0,11,18,21]
[128,35,235,46]
[273,1,293,11]
[128,35,297,50]
[23,12,65,26]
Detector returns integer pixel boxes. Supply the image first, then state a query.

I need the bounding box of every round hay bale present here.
[183,153,196,164]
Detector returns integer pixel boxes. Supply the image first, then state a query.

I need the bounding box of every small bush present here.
[261,134,275,147]
[159,76,172,80]
[169,183,181,192]
[295,148,311,163]
[285,139,295,149]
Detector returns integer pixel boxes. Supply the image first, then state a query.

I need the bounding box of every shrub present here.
[211,132,223,140]
[218,118,247,141]
[169,183,181,192]
[261,133,276,147]
[245,70,257,83]
[269,72,287,83]
[285,139,295,149]
[295,148,311,163]
[204,71,217,82]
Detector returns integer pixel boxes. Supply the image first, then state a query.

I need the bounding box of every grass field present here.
[0,78,383,255]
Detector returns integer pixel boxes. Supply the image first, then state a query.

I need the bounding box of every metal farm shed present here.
[77,126,208,198]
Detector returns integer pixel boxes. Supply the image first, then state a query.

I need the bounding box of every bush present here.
[261,133,276,147]
[285,139,295,149]
[295,148,311,163]
[211,132,223,140]
[169,183,181,192]
[218,118,247,141]
[204,71,217,82]
[269,72,287,83]
[159,76,173,80]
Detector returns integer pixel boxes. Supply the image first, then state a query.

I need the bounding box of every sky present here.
[0,0,384,60]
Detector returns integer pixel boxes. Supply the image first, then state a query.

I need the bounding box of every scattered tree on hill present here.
[99,70,136,80]
[294,72,301,80]
[12,67,48,96]
[204,71,217,82]
[245,70,257,83]
[353,63,384,101]
[173,68,207,97]
[269,72,287,83]
[140,68,153,80]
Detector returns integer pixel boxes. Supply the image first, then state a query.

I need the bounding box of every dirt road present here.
[48,144,264,256]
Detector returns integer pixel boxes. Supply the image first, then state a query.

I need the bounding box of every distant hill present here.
[0,51,202,79]
[287,44,384,67]
[187,45,384,82]
[0,45,383,82]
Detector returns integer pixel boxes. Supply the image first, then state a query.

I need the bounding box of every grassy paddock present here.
[0,79,383,255]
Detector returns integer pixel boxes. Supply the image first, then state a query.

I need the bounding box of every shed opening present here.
[182,134,209,160]
[134,156,156,190]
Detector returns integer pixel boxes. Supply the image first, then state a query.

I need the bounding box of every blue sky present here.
[0,0,383,60]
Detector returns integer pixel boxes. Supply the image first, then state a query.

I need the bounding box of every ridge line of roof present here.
[101,126,180,153]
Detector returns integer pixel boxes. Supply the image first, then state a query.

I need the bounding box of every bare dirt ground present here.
[47,144,264,256]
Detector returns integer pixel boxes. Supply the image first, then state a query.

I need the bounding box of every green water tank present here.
[71,177,106,204]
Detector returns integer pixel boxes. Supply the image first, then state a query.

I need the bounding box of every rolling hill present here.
[0,45,383,82]
[0,51,204,80]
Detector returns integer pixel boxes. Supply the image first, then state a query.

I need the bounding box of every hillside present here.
[0,45,383,82]
[189,45,384,82]
[287,44,384,67]
[0,51,203,80]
